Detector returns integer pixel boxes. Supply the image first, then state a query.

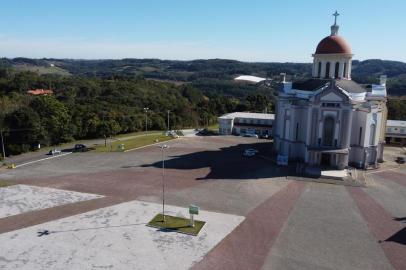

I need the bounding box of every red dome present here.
[315,35,351,54]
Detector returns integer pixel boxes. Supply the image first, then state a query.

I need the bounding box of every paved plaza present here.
[0,200,244,270]
[0,136,405,270]
[0,185,102,218]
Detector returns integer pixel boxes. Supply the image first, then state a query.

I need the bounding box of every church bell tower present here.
[312,11,354,80]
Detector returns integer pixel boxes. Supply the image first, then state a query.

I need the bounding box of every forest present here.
[0,57,405,156]
[0,69,273,155]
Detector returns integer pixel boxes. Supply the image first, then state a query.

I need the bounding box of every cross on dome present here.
[333,11,340,25]
[330,11,340,35]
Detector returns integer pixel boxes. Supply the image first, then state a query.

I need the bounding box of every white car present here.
[48,149,61,155]
[165,130,179,138]
[243,134,259,138]
[243,148,259,157]
[243,151,255,157]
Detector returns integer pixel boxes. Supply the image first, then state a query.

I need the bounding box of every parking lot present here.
[0,135,405,270]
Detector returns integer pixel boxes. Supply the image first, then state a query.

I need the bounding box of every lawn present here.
[113,130,163,139]
[206,123,219,131]
[147,213,206,236]
[95,133,175,152]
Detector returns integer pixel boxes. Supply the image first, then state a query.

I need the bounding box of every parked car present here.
[197,129,217,136]
[48,149,61,155]
[243,148,259,157]
[396,156,405,164]
[165,130,179,138]
[73,144,87,152]
[243,151,255,157]
[243,134,259,138]
[260,134,269,139]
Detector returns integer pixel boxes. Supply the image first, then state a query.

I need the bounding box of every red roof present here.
[315,35,351,54]
[27,89,54,95]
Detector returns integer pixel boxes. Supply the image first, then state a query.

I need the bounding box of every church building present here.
[273,12,387,170]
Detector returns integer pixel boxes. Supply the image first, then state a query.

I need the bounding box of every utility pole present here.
[160,144,169,222]
[167,110,170,132]
[0,129,5,160]
[144,107,149,134]
[102,114,107,147]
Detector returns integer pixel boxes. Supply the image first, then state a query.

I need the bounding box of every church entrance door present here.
[321,153,331,166]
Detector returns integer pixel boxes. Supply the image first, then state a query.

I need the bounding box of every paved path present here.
[267,183,393,270]
[348,187,406,270]
[192,181,306,270]
[374,170,406,188]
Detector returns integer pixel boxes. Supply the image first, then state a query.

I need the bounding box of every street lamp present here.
[0,129,5,160]
[160,144,169,222]
[143,107,149,134]
[167,110,170,132]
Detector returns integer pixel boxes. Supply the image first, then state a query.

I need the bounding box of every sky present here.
[0,0,405,62]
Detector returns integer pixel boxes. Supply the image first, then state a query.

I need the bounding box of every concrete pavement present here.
[0,136,405,269]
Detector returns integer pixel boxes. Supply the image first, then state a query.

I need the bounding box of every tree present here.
[30,95,73,144]
[245,93,272,113]
[4,107,43,155]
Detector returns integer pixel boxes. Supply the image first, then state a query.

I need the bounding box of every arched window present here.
[369,124,376,145]
[343,63,347,78]
[325,62,330,78]
[318,62,322,78]
[323,117,335,146]
[335,62,340,78]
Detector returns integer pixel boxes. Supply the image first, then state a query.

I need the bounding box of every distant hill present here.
[1,57,405,96]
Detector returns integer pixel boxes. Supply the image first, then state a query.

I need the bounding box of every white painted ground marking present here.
[0,200,245,270]
[15,152,72,168]
[0,185,103,218]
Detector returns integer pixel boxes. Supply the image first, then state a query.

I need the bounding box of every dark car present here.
[73,144,87,152]
[396,156,405,164]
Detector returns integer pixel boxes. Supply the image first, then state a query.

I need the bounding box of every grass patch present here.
[0,180,15,188]
[95,133,174,152]
[147,213,205,236]
[113,131,161,139]
[14,64,71,76]
[206,123,219,131]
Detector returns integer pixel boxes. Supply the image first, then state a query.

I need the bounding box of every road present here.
[2,130,197,167]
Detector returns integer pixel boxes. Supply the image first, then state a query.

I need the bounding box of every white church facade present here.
[273,13,387,170]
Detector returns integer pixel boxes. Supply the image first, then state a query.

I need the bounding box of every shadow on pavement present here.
[141,141,293,181]
[385,226,406,246]
[37,222,147,237]
[382,217,406,246]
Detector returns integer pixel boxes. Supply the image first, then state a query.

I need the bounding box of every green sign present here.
[189,205,199,215]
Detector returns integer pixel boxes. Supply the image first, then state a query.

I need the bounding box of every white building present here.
[218,112,274,136]
[234,75,266,83]
[273,13,387,170]
[386,120,406,145]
